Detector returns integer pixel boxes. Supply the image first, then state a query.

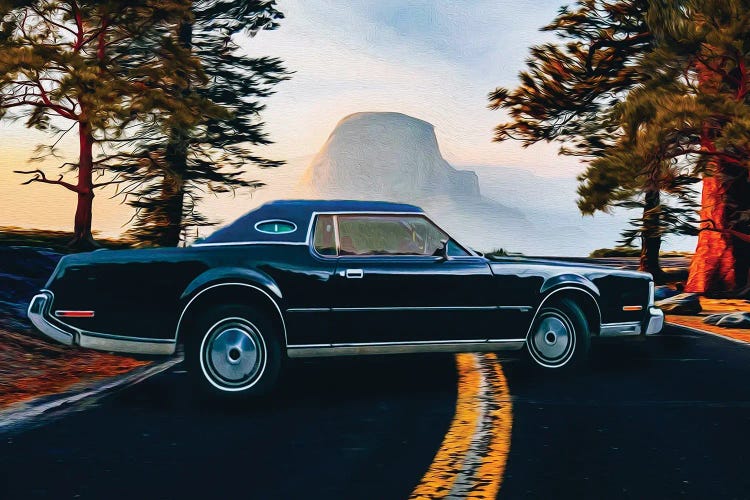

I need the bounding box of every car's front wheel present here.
[526,298,590,369]
[187,304,281,397]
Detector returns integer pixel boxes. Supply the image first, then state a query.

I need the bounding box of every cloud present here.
[238,0,581,176]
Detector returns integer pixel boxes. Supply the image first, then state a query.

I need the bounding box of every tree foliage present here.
[109,0,290,247]
[489,0,750,291]
[0,0,195,248]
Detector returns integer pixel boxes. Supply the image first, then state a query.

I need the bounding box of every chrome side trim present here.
[287,340,526,358]
[525,286,602,340]
[192,241,308,247]
[332,306,493,312]
[175,282,288,345]
[287,305,533,313]
[78,332,175,355]
[600,321,642,337]
[333,338,509,346]
[331,305,532,312]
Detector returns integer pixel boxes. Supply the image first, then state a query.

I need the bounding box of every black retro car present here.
[28,200,663,396]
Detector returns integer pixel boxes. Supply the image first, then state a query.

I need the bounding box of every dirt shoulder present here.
[0,328,150,409]
[0,245,150,410]
[666,298,750,344]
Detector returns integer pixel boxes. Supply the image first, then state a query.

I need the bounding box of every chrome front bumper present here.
[599,306,664,337]
[645,306,664,335]
[27,292,75,346]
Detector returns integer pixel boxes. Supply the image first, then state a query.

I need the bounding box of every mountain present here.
[296,112,538,252]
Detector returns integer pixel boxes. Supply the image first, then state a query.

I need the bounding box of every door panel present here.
[331,256,497,344]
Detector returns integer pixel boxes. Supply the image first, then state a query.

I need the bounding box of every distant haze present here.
[206,112,696,256]
[289,111,694,256]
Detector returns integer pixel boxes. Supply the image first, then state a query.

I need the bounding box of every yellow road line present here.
[468,353,513,499]
[410,353,483,498]
[410,353,513,500]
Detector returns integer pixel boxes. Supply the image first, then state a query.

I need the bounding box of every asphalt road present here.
[2,325,750,499]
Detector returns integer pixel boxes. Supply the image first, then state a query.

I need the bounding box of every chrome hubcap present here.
[201,319,266,389]
[530,311,574,365]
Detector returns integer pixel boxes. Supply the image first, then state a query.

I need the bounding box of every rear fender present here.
[176,268,286,345]
[180,267,282,303]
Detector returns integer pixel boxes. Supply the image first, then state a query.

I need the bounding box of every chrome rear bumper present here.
[27,292,175,355]
[28,292,75,346]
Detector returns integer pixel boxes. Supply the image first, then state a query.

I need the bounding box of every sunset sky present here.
[1,1,690,252]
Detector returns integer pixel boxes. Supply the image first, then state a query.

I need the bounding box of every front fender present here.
[539,273,600,298]
[180,267,282,304]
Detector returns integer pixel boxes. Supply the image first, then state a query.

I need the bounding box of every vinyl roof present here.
[201,199,424,244]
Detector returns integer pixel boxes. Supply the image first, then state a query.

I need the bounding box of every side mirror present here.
[435,239,449,262]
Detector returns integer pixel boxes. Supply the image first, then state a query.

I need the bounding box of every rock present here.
[716,312,750,329]
[654,286,680,302]
[655,293,702,315]
[703,313,726,325]
[294,112,541,253]
[0,246,61,279]
[0,247,60,328]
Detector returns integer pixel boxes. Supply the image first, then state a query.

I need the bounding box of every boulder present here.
[702,313,726,325]
[716,312,750,329]
[655,293,702,315]
[654,285,680,302]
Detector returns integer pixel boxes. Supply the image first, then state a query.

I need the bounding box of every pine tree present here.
[0,0,192,249]
[107,0,290,247]
[489,0,750,293]
[576,86,701,275]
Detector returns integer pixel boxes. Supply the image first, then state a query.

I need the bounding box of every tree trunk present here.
[685,171,736,294]
[68,122,99,250]
[159,172,185,247]
[158,17,192,247]
[685,60,750,295]
[639,174,662,277]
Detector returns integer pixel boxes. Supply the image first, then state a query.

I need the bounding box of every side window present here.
[446,240,469,257]
[313,215,337,256]
[337,215,469,256]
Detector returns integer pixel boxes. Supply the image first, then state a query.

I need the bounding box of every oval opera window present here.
[254,220,297,235]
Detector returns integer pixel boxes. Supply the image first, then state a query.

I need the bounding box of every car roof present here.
[200,199,424,244]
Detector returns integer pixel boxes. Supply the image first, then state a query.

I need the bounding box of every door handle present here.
[344,268,364,279]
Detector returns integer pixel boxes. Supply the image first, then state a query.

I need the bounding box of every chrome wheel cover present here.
[528,309,575,367]
[199,317,267,391]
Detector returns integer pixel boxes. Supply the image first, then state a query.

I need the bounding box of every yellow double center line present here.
[410,353,513,499]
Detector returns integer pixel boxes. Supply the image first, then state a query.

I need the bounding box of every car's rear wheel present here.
[187,304,281,397]
[526,298,590,369]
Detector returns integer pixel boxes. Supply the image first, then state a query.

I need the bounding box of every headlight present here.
[648,281,655,306]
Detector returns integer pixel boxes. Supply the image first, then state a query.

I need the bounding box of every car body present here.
[28,200,664,395]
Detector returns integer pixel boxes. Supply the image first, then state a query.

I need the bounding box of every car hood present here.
[487,256,652,280]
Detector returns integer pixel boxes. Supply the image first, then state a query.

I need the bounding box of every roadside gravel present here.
[0,327,149,409]
[0,246,150,410]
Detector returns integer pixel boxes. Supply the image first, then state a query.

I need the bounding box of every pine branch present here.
[14,169,79,193]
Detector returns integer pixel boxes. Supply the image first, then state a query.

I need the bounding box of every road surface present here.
[2,325,750,499]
